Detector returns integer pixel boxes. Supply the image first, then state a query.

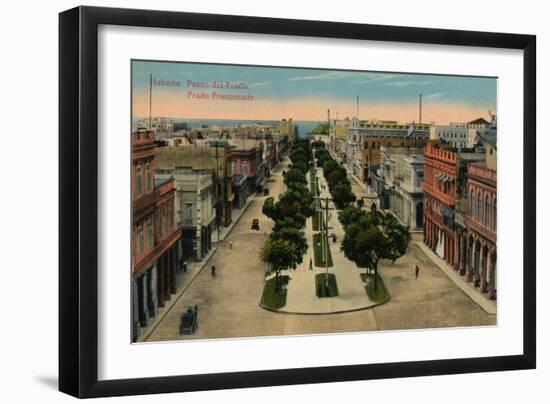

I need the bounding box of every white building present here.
[155,167,216,261]
[431,117,492,149]
[380,146,425,230]
[429,123,470,149]
[345,118,430,183]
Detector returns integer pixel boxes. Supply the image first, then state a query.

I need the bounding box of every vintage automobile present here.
[179,305,198,335]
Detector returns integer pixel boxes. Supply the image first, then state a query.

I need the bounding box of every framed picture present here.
[59,6,536,398]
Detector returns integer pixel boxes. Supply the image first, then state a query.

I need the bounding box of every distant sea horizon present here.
[132,117,322,140]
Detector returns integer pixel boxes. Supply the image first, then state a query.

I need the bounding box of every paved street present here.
[145,156,495,342]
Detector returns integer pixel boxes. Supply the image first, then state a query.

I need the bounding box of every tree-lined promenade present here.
[257,140,412,312]
[260,141,313,308]
[145,141,495,342]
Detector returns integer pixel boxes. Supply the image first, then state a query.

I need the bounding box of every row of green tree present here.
[311,142,411,292]
[312,143,357,209]
[260,141,314,292]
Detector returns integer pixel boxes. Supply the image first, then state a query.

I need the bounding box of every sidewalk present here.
[213,159,286,243]
[212,194,255,243]
[416,241,497,315]
[138,247,218,342]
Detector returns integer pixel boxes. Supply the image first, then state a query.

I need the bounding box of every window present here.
[231,160,236,176]
[145,162,151,192]
[185,203,193,221]
[242,160,248,176]
[137,225,144,254]
[136,164,143,195]
[493,199,497,231]
[470,189,475,217]
[485,195,491,227]
[147,219,153,248]
[477,192,483,223]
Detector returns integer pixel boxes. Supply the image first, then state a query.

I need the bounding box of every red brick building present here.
[466,162,497,299]
[422,142,458,266]
[231,140,265,194]
[132,129,180,342]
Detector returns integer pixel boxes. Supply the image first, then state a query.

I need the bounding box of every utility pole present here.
[315,196,335,289]
[213,142,221,241]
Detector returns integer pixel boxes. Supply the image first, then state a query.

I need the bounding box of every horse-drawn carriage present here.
[179,305,198,335]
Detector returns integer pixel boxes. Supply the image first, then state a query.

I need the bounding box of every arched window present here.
[470,189,475,217]
[136,164,142,195]
[477,192,482,223]
[145,161,151,192]
[485,195,491,227]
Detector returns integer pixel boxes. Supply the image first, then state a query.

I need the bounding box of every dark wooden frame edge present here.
[59,6,536,398]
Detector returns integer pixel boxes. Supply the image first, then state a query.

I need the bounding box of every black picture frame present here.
[59,6,536,398]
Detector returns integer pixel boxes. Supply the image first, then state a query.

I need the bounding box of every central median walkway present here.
[276,166,379,314]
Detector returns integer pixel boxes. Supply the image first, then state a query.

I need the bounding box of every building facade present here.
[155,144,234,229]
[346,119,430,185]
[380,147,425,230]
[465,158,497,299]
[430,117,493,149]
[132,129,180,342]
[422,142,458,266]
[230,140,265,195]
[429,123,471,149]
[155,167,216,262]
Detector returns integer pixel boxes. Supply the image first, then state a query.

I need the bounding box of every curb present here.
[258,299,389,316]
[258,272,391,316]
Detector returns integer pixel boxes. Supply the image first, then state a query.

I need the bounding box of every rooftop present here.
[468,117,490,125]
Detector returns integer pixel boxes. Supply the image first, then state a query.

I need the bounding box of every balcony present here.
[421,181,455,207]
[466,215,496,244]
[468,163,497,185]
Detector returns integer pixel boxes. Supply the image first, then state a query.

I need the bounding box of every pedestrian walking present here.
[309,257,313,271]
[183,261,187,273]
[415,265,420,279]
[229,240,233,249]
[211,265,217,278]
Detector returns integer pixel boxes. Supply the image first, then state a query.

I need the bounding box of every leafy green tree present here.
[331,183,356,209]
[290,160,309,174]
[326,166,347,186]
[260,238,298,292]
[273,215,306,232]
[262,197,281,222]
[271,226,308,263]
[312,140,326,149]
[278,186,314,219]
[284,168,307,188]
[314,148,331,165]
[338,206,365,229]
[312,124,329,135]
[341,210,411,291]
[322,160,339,177]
